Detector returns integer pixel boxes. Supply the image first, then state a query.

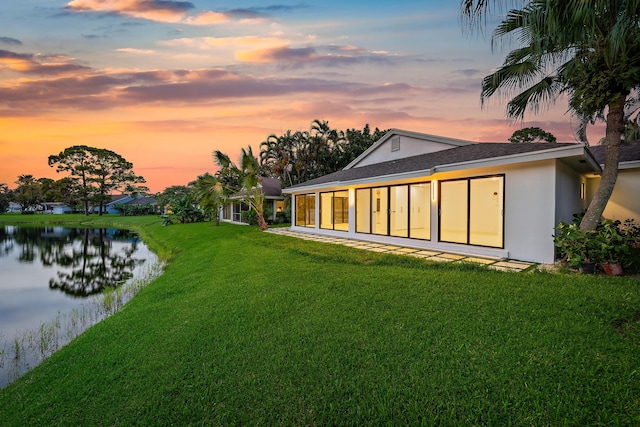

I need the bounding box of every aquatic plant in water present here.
[0,261,164,388]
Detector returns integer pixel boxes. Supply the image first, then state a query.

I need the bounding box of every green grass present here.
[1,213,640,425]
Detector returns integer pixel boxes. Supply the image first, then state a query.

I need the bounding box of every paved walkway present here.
[266,228,536,273]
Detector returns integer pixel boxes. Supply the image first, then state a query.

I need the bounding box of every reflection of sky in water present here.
[0,227,156,337]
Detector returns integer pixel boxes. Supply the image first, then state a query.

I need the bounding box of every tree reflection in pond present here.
[1,227,145,297]
[0,226,159,388]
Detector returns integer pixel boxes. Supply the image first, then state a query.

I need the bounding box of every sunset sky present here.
[0,0,598,193]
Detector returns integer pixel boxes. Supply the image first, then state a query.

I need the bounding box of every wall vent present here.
[391,136,400,152]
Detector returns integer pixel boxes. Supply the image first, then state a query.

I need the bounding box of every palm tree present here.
[213,147,268,231]
[192,173,225,225]
[470,0,640,231]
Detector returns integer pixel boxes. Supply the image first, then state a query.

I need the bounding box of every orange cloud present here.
[66,0,193,23]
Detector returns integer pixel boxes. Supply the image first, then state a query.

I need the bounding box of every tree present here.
[89,148,147,215]
[259,121,388,188]
[466,0,640,231]
[191,173,226,225]
[214,146,268,231]
[156,185,192,215]
[13,175,42,213]
[0,183,11,214]
[509,127,557,144]
[48,145,146,216]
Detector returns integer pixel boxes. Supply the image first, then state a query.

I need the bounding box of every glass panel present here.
[470,177,503,247]
[320,192,333,229]
[333,191,349,231]
[356,189,371,233]
[306,194,316,227]
[372,187,388,235]
[295,195,306,226]
[440,180,468,243]
[390,185,408,237]
[410,183,430,240]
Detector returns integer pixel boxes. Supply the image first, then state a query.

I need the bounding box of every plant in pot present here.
[553,222,598,273]
[592,219,639,276]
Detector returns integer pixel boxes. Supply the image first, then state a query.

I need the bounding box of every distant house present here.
[7,202,22,213]
[220,177,285,224]
[42,202,73,214]
[283,129,640,264]
[93,194,158,214]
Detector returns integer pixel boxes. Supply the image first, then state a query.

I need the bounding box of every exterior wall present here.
[288,159,566,263]
[354,136,463,168]
[587,168,640,222]
[555,160,585,224]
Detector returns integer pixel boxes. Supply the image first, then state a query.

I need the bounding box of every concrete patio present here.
[266,228,536,273]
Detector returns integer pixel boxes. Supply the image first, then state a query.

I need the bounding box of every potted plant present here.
[592,219,639,276]
[556,218,640,275]
[553,222,598,273]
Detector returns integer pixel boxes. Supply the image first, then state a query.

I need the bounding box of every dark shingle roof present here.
[588,140,640,164]
[259,177,283,197]
[126,197,157,205]
[286,142,581,190]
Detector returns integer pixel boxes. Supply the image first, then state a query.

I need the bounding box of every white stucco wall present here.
[555,160,585,224]
[587,168,640,222]
[501,160,557,264]
[286,158,588,264]
[354,136,462,168]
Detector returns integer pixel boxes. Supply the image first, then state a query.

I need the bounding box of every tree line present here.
[155,120,387,226]
[0,146,146,215]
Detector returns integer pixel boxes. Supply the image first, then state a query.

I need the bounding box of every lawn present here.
[0,214,639,425]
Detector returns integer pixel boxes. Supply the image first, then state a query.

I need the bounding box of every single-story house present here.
[283,129,640,264]
[42,202,73,214]
[221,177,285,224]
[94,194,157,214]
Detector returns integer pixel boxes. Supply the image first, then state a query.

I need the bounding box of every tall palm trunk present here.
[580,94,625,231]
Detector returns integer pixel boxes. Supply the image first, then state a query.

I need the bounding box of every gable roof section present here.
[230,176,283,199]
[344,129,475,169]
[285,142,596,192]
[588,140,640,169]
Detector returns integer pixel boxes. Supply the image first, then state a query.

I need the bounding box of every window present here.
[355,182,431,240]
[372,187,388,235]
[390,185,408,237]
[320,191,349,231]
[439,176,504,248]
[356,188,371,233]
[295,194,316,227]
[409,183,430,240]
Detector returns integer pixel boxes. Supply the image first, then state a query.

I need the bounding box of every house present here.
[93,194,158,214]
[42,202,73,214]
[588,142,640,222]
[221,177,285,224]
[283,129,640,264]
[94,194,135,214]
[124,196,159,213]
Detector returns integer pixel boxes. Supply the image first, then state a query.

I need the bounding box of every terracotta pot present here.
[601,263,624,276]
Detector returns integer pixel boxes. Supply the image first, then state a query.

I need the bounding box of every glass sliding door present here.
[356,188,371,233]
[469,177,503,247]
[440,180,468,244]
[306,194,316,227]
[372,187,388,235]
[390,185,408,237]
[409,183,430,240]
[295,194,316,227]
[333,191,349,231]
[295,195,306,226]
[320,192,333,229]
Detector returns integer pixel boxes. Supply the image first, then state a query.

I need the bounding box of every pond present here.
[0,226,161,388]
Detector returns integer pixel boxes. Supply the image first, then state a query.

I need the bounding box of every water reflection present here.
[0,226,160,388]
[1,227,144,297]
